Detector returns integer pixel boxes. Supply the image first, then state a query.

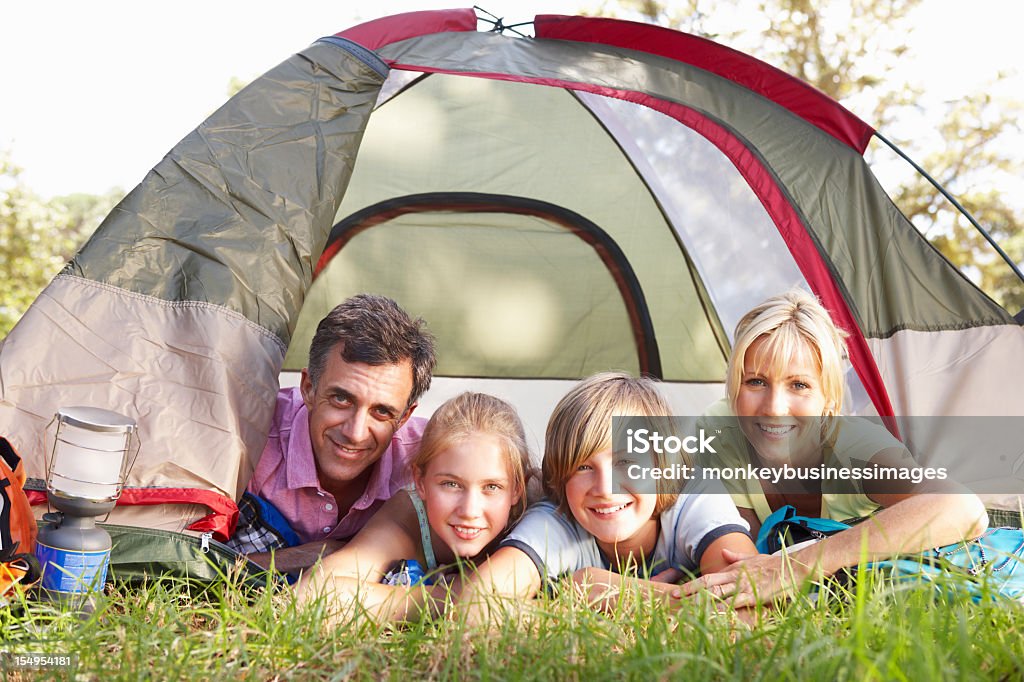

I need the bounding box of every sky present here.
[2,0,1021,199]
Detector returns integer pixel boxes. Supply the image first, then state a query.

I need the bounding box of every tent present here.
[1,8,1021,541]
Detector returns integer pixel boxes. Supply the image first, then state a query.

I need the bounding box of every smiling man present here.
[229,294,436,573]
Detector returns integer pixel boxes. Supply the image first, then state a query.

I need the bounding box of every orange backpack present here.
[1,437,40,603]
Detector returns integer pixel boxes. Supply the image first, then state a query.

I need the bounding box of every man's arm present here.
[297,572,452,623]
[248,539,346,574]
[293,492,440,623]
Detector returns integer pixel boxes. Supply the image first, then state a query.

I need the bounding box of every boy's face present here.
[564,447,658,554]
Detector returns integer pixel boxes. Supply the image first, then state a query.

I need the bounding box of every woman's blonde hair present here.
[726,289,849,417]
[412,392,530,522]
[542,372,679,516]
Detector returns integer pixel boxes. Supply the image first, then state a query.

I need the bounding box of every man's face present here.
[300,344,415,492]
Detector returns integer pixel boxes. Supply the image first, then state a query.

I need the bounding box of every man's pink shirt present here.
[247,386,426,544]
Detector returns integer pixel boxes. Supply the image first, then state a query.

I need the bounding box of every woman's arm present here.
[862,446,989,547]
[678,451,989,607]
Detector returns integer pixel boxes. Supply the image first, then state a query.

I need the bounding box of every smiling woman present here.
[682,289,989,607]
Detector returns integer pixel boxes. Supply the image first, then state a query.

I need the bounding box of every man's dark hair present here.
[307,294,436,407]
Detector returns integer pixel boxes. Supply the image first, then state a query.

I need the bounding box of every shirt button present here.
[323,526,331,534]
[324,503,334,511]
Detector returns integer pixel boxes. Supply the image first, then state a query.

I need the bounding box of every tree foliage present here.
[595,0,1024,312]
[0,154,120,338]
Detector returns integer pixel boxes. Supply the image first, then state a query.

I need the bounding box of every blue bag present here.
[756,505,1024,602]
[381,559,435,586]
[874,528,1024,601]
[755,505,851,554]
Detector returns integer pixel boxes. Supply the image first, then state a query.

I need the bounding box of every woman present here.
[681,289,987,606]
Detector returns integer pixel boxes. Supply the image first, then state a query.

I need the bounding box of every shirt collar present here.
[283,400,322,491]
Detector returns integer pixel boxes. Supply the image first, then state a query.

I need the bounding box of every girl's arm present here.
[295,493,446,622]
[455,546,542,627]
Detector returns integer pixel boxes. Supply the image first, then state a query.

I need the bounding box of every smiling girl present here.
[296,392,529,622]
[456,372,755,622]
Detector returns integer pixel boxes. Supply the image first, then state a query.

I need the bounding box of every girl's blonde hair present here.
[413,392,530,521]
[542,372,679,516]
[726,289,849,418]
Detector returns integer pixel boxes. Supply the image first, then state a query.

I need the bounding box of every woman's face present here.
[734,335,830,466]
[415,432,519,560]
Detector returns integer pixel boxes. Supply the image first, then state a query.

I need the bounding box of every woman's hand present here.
[677,547,819,608]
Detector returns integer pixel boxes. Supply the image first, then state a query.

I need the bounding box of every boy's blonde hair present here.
[542,372,679,516]
[413,392,530,521]
[726,289,849,418]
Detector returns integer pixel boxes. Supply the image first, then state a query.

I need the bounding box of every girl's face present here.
[415,432,519,560]
[564,447,658,554]
[734,335,830,465]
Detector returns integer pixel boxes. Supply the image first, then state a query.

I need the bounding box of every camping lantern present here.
[35,407,138,606]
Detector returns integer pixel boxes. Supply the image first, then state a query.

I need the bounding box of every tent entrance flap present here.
[287,194,686,379]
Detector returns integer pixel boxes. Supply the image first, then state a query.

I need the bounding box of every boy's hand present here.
[649,567,684,584]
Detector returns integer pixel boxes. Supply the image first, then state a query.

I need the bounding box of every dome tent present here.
[1,9,1021,547]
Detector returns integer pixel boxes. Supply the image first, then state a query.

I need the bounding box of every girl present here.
[681,289,988,605]
[296,391,530,622]
[456,372,756,623]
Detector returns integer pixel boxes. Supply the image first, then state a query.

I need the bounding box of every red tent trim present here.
[334,8,477,51]
[338,9,874,154]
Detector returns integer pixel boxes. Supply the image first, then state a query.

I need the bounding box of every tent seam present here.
[53,274,288,353]
[315,37,390,79]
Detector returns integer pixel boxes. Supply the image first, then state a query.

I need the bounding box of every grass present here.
[2,565,1023,681]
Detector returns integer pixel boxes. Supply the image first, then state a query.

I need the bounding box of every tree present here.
[0,154,120,338]
[594,0,1024,312]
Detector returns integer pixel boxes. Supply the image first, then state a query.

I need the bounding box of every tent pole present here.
[873,131,1024,285]
[474,6,531,37]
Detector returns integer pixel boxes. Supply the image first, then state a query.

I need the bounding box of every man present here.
[229,294,436,573]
